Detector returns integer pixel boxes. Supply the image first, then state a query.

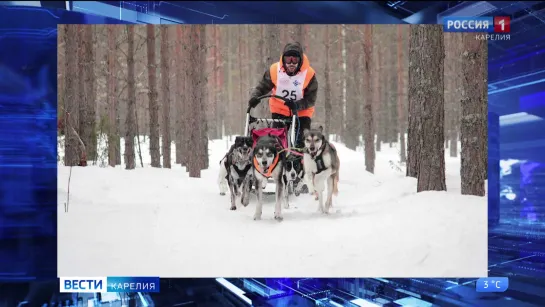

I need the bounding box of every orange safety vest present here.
[269,54,316,118]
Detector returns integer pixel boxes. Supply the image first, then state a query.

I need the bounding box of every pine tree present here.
[160,26,171,168]
[408,25,447,192]
[147,25,161,168]
[460,33,488,196]
[124,25,137,170]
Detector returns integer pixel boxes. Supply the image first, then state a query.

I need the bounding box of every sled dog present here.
[302,126,340,214]
[252,135,285,221]
[281,154,305,209]
[218,137,254,210]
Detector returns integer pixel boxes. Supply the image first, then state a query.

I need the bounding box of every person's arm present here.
[297,75,318,110]
[250,70,275,98]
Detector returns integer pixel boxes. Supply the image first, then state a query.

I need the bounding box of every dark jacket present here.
[250,42,318,112]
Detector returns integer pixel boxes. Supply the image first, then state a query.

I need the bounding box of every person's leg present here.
[295,116,312,149]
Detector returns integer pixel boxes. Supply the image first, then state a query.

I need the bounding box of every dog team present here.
[217,126,340,221]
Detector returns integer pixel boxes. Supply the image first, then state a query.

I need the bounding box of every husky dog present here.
[281,155,305,208]
[252,135,286,221]
[218,137,254,210]
[302,126,340,214]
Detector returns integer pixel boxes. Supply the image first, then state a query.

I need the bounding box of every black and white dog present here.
[218,137,254,210]
[281,154,305,209]
[252,135,286,221]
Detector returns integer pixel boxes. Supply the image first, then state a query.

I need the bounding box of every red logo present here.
[494,16,510,33]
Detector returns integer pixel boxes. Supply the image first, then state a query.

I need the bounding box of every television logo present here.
[494,16,510,33]
[443,17,510,33]
[60,277,107,293]
[60,276,160,293]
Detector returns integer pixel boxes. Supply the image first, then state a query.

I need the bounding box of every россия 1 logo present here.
[443,16,511,41]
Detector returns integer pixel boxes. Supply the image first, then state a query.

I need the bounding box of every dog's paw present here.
[230,206,237,211]
[274,213,284,221]
[220,192,226,196]
[283,203,290,209]
[253,214,262,221]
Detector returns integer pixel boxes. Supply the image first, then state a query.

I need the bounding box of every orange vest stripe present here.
[270,63,278,87]
[303,66,315,87]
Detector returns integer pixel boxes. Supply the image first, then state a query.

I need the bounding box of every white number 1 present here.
[499,19,505,31]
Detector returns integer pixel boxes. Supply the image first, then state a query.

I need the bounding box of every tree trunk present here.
[160,26,172,168]
[81,26,97,162]
[386,26,397,147]
[375,27,382,153]
[460,33,487,196]
[363,25,375,173]
[324,25,332,138]
[198,25,209,170]
[124,25,137,170]
[147,25,161,168]
[409,25,446,192]
[175,27,183,165]
[63,25,81,166]
[238,25,245,135]
[295,24,304,44]
[76,25,88,166]
[58,26,66,136]
[182,26,191,170]
[344,26,359,150]
[187,25,206,177]
[451,34,461,158]
[214,25,223,139]
[406,26,420,178]
[397,25,406,162]
[340,25,347,142]
[107,25,119,167]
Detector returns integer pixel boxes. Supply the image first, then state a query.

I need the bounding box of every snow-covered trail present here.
[57,137,487,278]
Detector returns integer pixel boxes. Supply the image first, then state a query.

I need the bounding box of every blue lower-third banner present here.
[60,276,160,293]
[107,276,160,292]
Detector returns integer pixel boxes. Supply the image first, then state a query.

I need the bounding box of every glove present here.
[248,97,260,108]
[284,99,298,112]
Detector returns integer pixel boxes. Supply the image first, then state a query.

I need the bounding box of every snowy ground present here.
[58,136,487,278]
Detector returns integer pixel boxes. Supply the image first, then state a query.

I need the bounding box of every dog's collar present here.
[307,141,327,174]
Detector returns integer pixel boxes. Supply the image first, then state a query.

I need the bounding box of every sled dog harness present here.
[253,154,280,178]
[223,157,251,186]
[234,164,252,186]
[307,139,335,174]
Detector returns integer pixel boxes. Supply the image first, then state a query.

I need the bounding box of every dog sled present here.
[242,94,304,195]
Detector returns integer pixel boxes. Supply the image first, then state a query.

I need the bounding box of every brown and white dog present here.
[252,135,286,221]
[302,126,340,214]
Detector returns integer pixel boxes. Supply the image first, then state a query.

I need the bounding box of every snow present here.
[58,136,487,278]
